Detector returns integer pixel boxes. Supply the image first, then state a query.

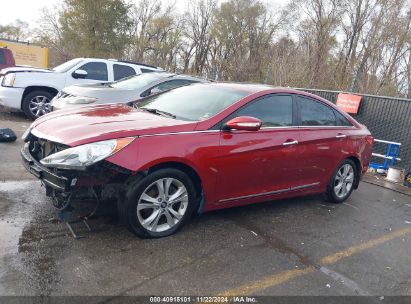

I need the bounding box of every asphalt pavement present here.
[0,107,410,297]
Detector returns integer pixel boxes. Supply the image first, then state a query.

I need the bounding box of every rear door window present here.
[141,68,155,73]
[113,64,136,81]
[334,110,353,127]
[298,96,336,126]
[154,79,195,91]
[76,62,108,81]
[142,79,196,97]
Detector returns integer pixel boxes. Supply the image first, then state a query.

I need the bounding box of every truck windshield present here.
[53,58,83,73]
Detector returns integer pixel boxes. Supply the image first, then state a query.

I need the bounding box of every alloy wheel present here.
[334,163,354,198]
[29,95,51,117]
[136,178,188,233]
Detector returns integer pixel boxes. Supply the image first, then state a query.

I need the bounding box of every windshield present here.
[111,73,168,90]
[52,58,83,73]
[137,84,248,121]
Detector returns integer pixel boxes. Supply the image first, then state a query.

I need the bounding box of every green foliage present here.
[0,20,29,41]
[29,0,411,97]
[59,0,132,58]
[211,0,277,81]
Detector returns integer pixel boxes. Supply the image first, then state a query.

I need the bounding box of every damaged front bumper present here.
[21,142,130,197]
[20,142,139,238]
[21,143,72,192]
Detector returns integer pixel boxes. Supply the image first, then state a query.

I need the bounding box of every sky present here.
[0,0,62,26]
[0,0,290,26]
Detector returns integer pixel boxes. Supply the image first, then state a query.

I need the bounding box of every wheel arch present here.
[22,86,59,109]
[147,161,203,199]
[346,155,361,189]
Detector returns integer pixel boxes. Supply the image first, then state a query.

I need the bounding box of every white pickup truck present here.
[0,58,162,119]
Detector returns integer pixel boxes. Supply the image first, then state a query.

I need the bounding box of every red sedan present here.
[21,83,373,238]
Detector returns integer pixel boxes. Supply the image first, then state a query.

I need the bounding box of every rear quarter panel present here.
[348,126,373,176]
[330,126,372,184]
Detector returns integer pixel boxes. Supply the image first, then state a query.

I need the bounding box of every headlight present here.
[49,97,56,106]
[2,73,16,87]
[65,96,98,104]
[40,137,135,169]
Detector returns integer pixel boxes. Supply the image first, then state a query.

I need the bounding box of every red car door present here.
[213,94,303,205]
[296,95,350,187]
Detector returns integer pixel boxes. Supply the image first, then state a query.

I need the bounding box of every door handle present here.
[336,134,347,139]
[283,140,299,146]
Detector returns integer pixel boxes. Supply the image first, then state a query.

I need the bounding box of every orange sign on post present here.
[336,93,362,114]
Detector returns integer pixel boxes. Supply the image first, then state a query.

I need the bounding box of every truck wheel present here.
[120,168,198,238]
[22,90,54,120]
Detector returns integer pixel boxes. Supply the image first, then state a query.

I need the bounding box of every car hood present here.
[1,66,52,75]
[63,84,142,103]
[31,104,196,146]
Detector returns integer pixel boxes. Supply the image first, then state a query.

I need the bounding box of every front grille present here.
[56,91,76,99]
[60,91,75,99]
[28,134,69,162]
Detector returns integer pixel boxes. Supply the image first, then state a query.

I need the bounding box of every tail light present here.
[366,135,374,145]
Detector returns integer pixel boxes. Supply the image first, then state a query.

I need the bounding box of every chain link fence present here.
[297,88,411,174]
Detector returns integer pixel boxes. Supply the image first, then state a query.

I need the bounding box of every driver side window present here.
[76,62,108,81]
[224,94,294,128]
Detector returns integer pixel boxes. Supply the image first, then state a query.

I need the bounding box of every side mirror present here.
[72,69,88,79]
[223,116,262,131]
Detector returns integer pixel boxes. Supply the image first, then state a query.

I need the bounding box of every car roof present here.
[190,82,279,94]
[188,82,330,97]
[169,74,210,82]
[72,58,162,69]
[138,71,175,78]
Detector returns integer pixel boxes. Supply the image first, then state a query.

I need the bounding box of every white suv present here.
[0,58,162,119]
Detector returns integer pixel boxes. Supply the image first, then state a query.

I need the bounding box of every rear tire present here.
[22,90,54,120]
[120,169,197,238]
[326,159,357,203]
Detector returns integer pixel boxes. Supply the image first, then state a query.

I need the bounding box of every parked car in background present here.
[21,83,373,238]
[0,47,15,70]
[51,72,209,111]
[0,58,162,119]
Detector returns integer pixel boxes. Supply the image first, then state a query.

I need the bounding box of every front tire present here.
[22,90,54,120]
[121,169,197,238]
[326,159,357,203]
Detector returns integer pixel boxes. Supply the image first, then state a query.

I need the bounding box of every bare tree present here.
[35,7,72,66]
[27,0,411,97]
[335,0,377,87]
[181,0,216,75]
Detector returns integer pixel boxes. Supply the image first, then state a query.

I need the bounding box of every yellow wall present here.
[0,40,48,68]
